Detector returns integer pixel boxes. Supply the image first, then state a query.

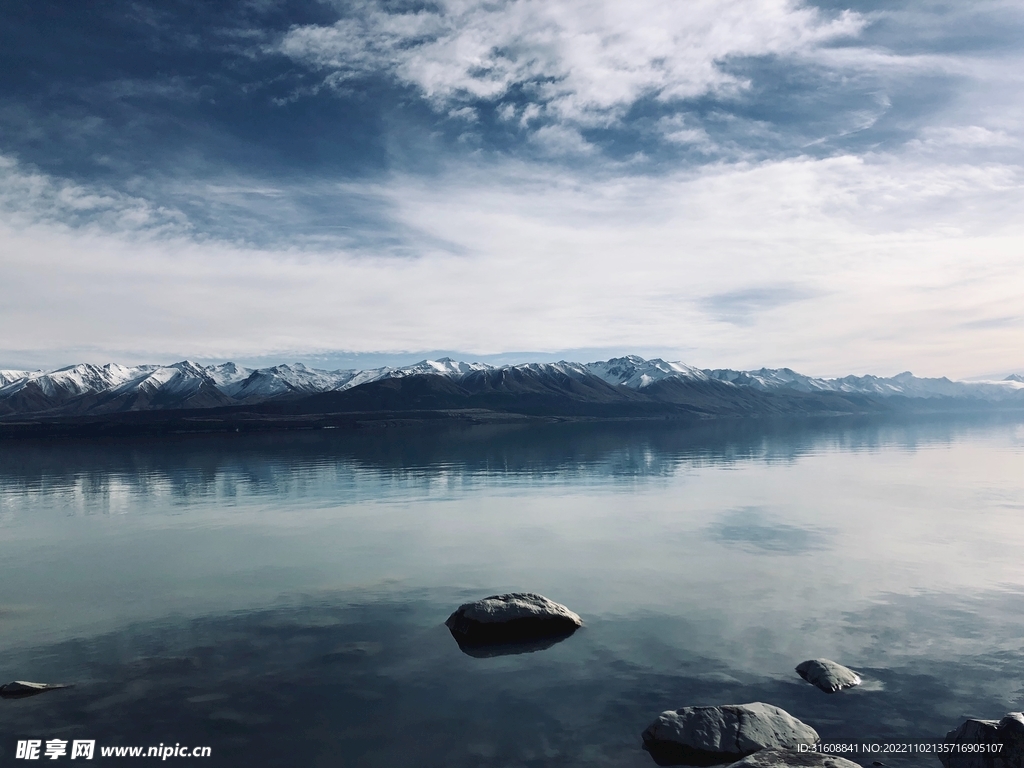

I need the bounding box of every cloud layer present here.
[1,0,1022,376]
[279,0,862,129]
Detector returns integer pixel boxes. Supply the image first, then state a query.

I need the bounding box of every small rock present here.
[796,659,862,693]
[445,593,581,650]
[726,748,862,767]
[0,681,74,699]
[642,702,819,765]
[941,712,1024,768]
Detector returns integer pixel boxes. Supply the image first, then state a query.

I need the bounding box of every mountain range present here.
[1,356,1022,425]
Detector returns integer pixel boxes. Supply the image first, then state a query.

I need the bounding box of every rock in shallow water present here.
[725,748,862,767]
[642,702,820,765]
[445,593,582,651]
[940,712,1024,768]
[0,681,73,699]
[795,659,862,693]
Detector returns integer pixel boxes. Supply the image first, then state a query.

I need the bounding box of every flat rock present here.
[796,659,862,693]
[0,681,73,699]
[642,702,820,765]
[727,748,862,767]
[445,593,582,649]
[940,712,1024,768]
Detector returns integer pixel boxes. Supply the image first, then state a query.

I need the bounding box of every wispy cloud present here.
[699,286,820,325]
[3,145,1022,376]
[0,156,189,235]
[278,0,864,128]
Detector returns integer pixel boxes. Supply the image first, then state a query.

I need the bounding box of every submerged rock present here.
[642,702,820,765]
[795,659,862,693]
[445,593,581,651]
[940,712,1024,768]
[726,748,862,767]
[0,681,74,699]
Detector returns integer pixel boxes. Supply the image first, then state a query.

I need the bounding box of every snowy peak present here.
[706,367,835,393]
[227,364,357,400]
[122,361,215,396]
[587,356,708,388]
[1,356,1022,418]
[415,357,491,376]
[205,362,254,387]
[0,369,33,387]
[335,358,495,392]
[0,362,149,398]
[708,367,1024,400]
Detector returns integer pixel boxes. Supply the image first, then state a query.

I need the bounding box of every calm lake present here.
[2,415,1024,766]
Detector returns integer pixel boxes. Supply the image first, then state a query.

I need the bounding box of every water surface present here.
[2,415,1023,766]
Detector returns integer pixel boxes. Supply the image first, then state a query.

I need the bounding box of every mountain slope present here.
[1,356,1021,420]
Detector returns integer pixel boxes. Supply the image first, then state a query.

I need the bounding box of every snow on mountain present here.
[587,355,709,388]
[707,367,1024,400]
[508,361,591,380]
[227,363,358,400]
[824,370,1024,399]
[0,363,150,399]
[116,361,215,396]
[205,362,254,387]
[0,370,33,387]
[1,356,1022,418]
[338,357,494,391]
[406,357,493,377]
[706,367,836,393]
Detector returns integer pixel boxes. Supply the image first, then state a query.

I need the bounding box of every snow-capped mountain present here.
[706,367,1024,400]
[0,369,33,387]
[0,361,240,416]
[706,367,836,393]
[1,356,1021,418]
[224,363,354,400]
[585,355,709,388]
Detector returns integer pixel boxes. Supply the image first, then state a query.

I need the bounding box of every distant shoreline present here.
[2,399,1020,441]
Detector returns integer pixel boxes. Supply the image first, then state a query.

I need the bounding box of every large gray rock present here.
[726,748,862,767]
[642,702,820,765]
[445,593,582,651]
[940,712,1024,768]
[795,659,862,693]
[0,681,73,699]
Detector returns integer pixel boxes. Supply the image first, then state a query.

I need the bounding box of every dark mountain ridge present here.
[0,370,904,440]
[1,356,1020,439]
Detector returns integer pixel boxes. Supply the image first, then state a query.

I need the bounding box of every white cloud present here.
[278,0,864,126]
[0,155,189,235]
[657,115,713,148]
[911,126,1018,150]
[529,124,594,155]
[2,150,1022,378]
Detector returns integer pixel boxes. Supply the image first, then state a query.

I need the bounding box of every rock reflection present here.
[643,741,737,766]
[449,628,580,658]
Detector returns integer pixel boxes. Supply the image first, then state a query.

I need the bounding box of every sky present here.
[1,0,1022,378]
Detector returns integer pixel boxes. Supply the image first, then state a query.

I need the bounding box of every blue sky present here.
[1,0,1022,377]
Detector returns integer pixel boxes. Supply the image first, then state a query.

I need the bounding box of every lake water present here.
[2,415,1024,766]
